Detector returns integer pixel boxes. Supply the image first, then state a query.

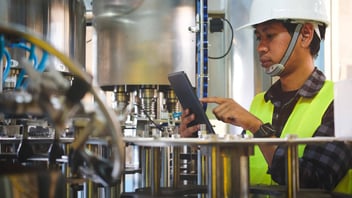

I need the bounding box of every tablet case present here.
[168,71,215,134]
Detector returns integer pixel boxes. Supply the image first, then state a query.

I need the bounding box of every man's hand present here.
[179,108,200,137]
[200,97,262,133]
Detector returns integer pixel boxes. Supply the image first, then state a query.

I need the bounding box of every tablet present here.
[168,71,215,134]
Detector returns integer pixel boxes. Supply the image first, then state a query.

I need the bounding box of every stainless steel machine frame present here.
[0,0,86,72]
[93,0,197,88]
[123,136,348,198]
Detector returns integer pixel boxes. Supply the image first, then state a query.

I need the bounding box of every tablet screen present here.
[168,71,215,134]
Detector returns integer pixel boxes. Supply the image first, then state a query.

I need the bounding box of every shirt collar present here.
[264,67,326,102]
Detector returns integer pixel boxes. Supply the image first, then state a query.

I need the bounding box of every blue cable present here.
[0,35,4,62]
[1,35,13,83]
[36,50,48,72]
[2,40,47,88]
[13,43,38,88]
[20,50,49,89]
[2,50,11,83]
[8,42,38,66]
[28,44,36,65]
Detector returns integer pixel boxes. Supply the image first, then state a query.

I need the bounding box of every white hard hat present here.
[237,0,329,30]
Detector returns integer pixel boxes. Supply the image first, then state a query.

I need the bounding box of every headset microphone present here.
[265,63,285,76]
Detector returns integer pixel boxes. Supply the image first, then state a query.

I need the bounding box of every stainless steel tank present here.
[92,0,196,89]
[0,0,86,71]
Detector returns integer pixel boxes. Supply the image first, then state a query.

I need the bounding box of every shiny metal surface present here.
[0,23,125,187]
[93,0,196,87]
[287,142,299,198]
[124,136,349,198]
[123,136,343,147]
[0,0,86,71]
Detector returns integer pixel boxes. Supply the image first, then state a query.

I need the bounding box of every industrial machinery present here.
[0,0,201,197]
[92,0,197,129]
[0,0,126,197]
[91,0,207,196]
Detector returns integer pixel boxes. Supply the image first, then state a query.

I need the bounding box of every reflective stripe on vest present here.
[248,81,350,193]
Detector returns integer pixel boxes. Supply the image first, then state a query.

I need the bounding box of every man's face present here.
[254,21,293,70]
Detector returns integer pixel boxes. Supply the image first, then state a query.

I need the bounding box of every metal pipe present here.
[228,146,250,198]
[141,147,150,188]
[197,147,207,198]
[287,143,299,198]
[172,146,181,188]
[207,144,219,198]
[160,146,170,187]
[151,147,161,196]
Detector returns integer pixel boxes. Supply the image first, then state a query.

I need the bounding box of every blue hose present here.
[1,35,13,83]
[0,35,4,61]
[13,43,38,88]
[36,51,48,72]
[2,50,11,83]
[8,42,38,66]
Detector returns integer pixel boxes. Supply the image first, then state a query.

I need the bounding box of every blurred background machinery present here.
[0,0,125,197]
[0,0,205,197]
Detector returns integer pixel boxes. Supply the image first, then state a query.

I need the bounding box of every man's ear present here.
[301,23,314,47]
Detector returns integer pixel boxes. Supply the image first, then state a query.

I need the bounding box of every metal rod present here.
[151,147,161,196]
[161,146,170,187]
[141,147,150,188]
[207,145,220,198]
[197,146,207,198]
[287,143,299,198]
[172,146,181,188]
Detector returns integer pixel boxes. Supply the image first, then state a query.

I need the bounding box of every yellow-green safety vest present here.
[248,80,352,194]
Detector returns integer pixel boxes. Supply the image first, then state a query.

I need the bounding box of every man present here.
[180,0,352,194]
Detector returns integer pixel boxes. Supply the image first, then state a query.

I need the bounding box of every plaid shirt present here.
[265,68,352,190]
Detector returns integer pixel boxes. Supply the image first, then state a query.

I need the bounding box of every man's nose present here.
[256,40,268,54]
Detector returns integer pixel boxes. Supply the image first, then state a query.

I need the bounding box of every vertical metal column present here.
[64,143,72,198]
[160,146,171,187]
[287,142,299,198]
[141,147,151,188]
[207,144,220,198]
[172,146,181,188]
[229,146,250,198]
[206,142,252,198]
[85,144,98,198]
[150,147,161,196]
[197,146,207,198]
[222,148,232,197]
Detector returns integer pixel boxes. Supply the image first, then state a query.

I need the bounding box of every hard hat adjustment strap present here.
[265,23,303,76]
[279,23,303,66]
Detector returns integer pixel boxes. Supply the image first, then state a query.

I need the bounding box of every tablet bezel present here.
[168,71,215,134]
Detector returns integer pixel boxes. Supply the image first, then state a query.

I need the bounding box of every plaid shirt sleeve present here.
[269,102,352,190]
